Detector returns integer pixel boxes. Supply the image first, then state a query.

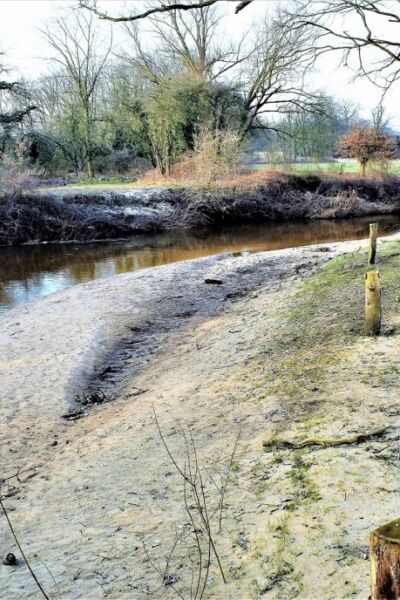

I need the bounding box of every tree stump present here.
[365,270,381,335]
[370,519,400,599]
[369,223,378,265]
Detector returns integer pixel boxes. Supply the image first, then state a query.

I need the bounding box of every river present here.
[1,216,399,315]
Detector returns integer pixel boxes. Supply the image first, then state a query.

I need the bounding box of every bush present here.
[191,126,242,185]
[337,126,397,176]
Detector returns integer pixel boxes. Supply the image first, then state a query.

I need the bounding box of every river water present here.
[1,216,399,315]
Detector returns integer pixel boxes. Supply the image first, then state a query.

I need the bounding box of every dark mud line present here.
[65,250,327,419]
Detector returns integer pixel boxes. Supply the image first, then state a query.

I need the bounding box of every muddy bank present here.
[2,173,400,245]
[1,236,400,599]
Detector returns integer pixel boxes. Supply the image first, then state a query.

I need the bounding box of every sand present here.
[1,237,399,599]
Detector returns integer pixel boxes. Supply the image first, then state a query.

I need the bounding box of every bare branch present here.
[79,0,254,23]
[0,106,36,125]
[283,0,400,90]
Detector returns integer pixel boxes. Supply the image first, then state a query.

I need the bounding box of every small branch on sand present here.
[0,498,50,600]
[1,464,43,486]
[148,406,240,598]
[263,426,390,451]
[1,463,55,599]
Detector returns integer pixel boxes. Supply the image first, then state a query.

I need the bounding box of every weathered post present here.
[370,519,400,599]
[365,270,381,335]
[369,223,378,265]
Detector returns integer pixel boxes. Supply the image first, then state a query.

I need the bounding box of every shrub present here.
[190,125,242,185]
[337,126,397,176]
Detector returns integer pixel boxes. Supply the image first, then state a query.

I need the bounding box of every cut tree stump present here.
[370,518,400,599]
[369,223,378,265]
[365,270,381,335]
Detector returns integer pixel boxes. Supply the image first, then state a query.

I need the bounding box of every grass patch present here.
[246,158,400,177]
[288,452,321,508]
[261,241,400,405]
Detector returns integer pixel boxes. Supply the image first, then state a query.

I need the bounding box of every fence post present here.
[370,519,400,599]
[365,270,381,335]
[369,223,378,265]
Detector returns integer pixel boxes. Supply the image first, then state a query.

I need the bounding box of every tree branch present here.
[79,0,254,22]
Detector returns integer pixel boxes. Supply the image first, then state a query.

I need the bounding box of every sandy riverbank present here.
[1,237,400,599]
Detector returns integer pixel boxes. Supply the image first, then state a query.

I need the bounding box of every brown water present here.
[1,216,399,315]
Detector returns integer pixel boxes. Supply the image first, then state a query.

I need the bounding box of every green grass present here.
[288,452,321,508]
[246,158,400,176]
[261,241,400,405]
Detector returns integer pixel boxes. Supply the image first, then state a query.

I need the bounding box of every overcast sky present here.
[1,0,400,126]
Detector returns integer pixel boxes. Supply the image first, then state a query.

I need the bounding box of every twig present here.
[143,538,185,600]
[38,557,61,600]
[0,498,50,600]
[1,464,43,487]
[151,405,234,597]
[188,430,226,584]
[211,430,241,532]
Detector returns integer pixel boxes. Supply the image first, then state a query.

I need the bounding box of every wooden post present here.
[370,519,400,599]
[365,270,381,335]
[369,223,378,265]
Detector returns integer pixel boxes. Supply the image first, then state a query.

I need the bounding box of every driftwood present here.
[262,426,389,451]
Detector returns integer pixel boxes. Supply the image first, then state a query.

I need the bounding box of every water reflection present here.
[1,216,399,315]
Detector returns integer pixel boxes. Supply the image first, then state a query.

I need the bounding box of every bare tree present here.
[121,23,168,85]
[32,70,92,173]
[41,12,112,177]
[149,5,246,80]
[239,13,323,138]
[124,6,324,140]
[371,101,390,133]
[122,3,248,83]
[80,0,254,23]
[283,0,400,90]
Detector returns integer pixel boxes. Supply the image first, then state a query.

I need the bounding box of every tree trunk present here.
[84,104,94,178]
[86,156,94,179]
[370,519,400,599]
[365,270,381,335]
[361,160,367,177]
[369,223,378,265]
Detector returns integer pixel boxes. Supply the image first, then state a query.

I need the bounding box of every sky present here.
[1,0,400,126]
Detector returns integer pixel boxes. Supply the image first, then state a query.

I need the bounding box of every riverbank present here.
[1,237,400,599]
[2,172,400,245]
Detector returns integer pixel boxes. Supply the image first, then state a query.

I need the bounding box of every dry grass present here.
[138,166,286,188]
[138,167,400,194]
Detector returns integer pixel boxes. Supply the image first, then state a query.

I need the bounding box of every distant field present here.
[62,159,400,190]
[245,159,400,176]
